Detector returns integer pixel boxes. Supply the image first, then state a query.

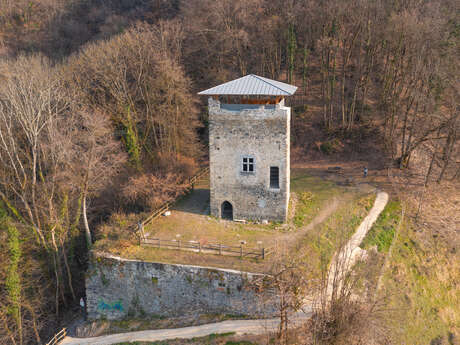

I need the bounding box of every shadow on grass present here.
[172,188,210,216]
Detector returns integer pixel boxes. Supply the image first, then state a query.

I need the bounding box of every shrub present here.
[121,172,188,210]
[320,138,344,155]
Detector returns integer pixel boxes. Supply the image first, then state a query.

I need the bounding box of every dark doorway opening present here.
[221,201,233,220]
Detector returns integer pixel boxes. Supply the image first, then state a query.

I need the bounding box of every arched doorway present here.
[221,201,233,220]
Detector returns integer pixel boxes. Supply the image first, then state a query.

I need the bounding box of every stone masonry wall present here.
[86,252,277,320]
[208,98,290,222]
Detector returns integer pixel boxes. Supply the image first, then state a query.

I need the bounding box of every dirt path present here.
[298,197,340,234]
[282,196,340,245]
[60,313,311,345]
[328,190,389,294]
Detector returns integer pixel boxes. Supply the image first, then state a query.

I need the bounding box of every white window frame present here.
[241,155,255,174]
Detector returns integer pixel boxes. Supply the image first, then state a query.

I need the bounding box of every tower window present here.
[270,167,279,189]
[242,156,254,173]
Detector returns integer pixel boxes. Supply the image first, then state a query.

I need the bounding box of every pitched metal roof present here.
[198,74,297,96]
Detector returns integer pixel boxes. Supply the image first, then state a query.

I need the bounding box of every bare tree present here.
[253,243,308,345]
[68,109,127,247]
[0,54,126,330]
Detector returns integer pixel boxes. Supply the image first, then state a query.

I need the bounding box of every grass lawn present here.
[290,168,343,227]
[95,169,375,275]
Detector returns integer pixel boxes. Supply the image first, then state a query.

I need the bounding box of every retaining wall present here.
[86,252,277,320]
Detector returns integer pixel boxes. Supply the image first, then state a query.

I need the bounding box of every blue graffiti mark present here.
[97,300,110,310]
[112,301,123,311]
[97,299,124,312]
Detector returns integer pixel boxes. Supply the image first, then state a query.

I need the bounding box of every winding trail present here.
[328,191,389,294]
[60,314,311,345]
[60,191,388,345]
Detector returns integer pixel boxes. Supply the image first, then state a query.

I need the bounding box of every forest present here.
[0,0,458,344]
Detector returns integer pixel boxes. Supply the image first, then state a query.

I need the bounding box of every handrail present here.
[45,328,66,345]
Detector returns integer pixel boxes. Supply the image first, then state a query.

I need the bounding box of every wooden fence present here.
[142,237,268,259]
[45,328,66,345]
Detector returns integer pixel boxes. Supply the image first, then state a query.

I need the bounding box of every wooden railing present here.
[135,166,210,240]
[142,237,268,259]
[45,328,66,345]
[188,166,209,186]
[141,201,171,228]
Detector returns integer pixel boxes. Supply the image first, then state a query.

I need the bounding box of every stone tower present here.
[199,75,297,222]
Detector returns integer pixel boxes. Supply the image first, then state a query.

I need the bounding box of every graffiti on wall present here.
[97,299,124,311]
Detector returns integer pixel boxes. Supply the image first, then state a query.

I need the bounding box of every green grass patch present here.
[296,193,376,277]
[291,170,343,227]
[360,200,401,253]
[192,332,235,341]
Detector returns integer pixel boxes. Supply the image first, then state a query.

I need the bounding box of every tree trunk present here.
[60,236,76,300]
[82,195,92,248]
[302,46,308,95]
[437,114,458,182]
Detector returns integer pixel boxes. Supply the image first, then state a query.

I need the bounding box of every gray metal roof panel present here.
[198,74,297,96]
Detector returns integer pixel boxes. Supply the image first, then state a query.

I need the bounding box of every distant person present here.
[80,297,86,320]
[363,167,368,178]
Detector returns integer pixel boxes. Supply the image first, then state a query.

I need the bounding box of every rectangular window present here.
[242,157,254,173]
[270,167,279,189]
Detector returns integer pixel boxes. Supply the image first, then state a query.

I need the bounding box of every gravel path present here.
[60,312,311,345]
[328,190,389,294]
[60,191,388,345]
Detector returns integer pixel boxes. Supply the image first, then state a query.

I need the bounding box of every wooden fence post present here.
[137,222,144,245]
[178,240,181,249]
[158,239,161,248]
[262,247,265,259]
[219,244,222,255]
[240,245,243,258]
[199,242,201,253]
